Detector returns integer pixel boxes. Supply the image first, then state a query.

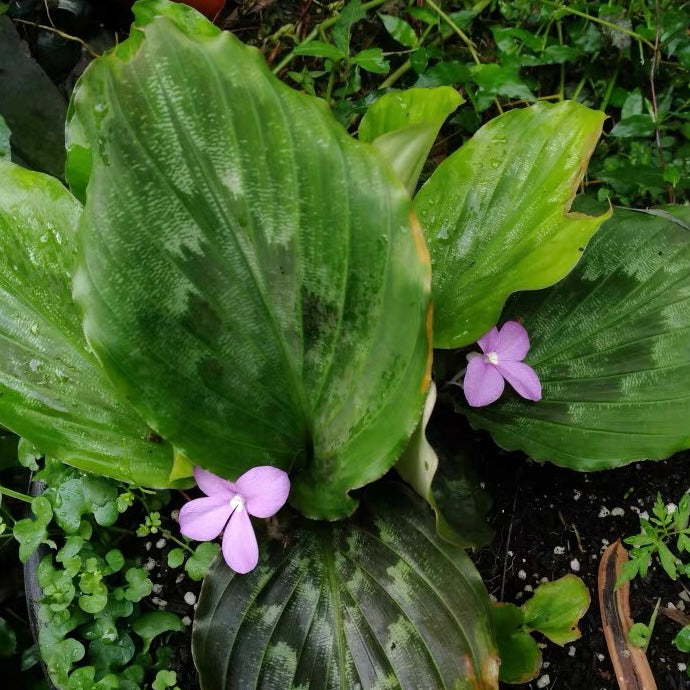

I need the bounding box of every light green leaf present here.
[132,611,185,653]
[192,486,498,690]
[490,603,542,684]
[13,496,53,563]
[185,542,220,581]
[68,1,432,519]
[463,205,690,470]
[352,47,389,73]
[674,625,690,653]
[396,382,493,547]
[0,160,183,487]
[415,100,609,348]
[359,86,463,193]
[293,40,346,61]
[378,13,417,48]
[522,575,590,645]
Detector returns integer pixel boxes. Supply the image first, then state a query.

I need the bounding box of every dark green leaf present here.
[68,1,431,519]
[490,603,541,684]
[0,114,9,161]
[352,47,389,74]
[610,114,657,138]
[415,60,471,87]
[293,41,346,61]
[0,616,17,657]
[332,0,365,52]
[463,206,690,470]
[674,625,690,653]
[193,486,498,689]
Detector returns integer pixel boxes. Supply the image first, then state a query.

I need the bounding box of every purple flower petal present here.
[496,361,542,401]
[477,326,499,355]
[235,465,291,518]
[463,357,505,407]
[222,507,259,574]
[193,466,236,498]
[492,321,530,362]
[179,495,232,541]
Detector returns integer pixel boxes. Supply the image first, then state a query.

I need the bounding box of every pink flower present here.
[463,321,541,407]
[179,465,290,574]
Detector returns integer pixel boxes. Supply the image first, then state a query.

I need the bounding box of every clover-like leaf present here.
[491,604,542,684]
[193,484,498,690]
[463,205,690,470]
[415,100,609,348]
[67,0,431,519]
[120,568,153,603]
[0,160,183,487]
[185,542,220,582]
[132,611,185,653]
[13,496,53,563]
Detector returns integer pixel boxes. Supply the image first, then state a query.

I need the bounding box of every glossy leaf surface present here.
[0,160,179,486]
[68,0,431,519]
[193,486,499,690]
[464,205,690,470]
[359,86,463,193]
[415,101,609,348]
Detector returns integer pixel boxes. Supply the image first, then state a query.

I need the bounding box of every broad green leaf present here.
[186,542,221,581]
[132,611,185,653]
[0,17,67,177]
[396,383,493,547]
[522,575,590,645]
[463,205,690,470]
[359,86,463,193]
[415,100,609,348]
[0,161,182,487]
[292,40,346,61]
[490,604,541,684]
[192,486,499,690]
[674,625,690,653]
[352,47,389,74]
[68,0,432,519]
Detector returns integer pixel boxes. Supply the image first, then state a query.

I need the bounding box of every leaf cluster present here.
[618,492,690,586]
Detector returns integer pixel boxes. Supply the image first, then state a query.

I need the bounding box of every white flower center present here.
[484,351,499,365]
[229,494,245,512]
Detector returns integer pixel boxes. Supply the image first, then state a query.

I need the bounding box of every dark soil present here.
[470,435,690,690]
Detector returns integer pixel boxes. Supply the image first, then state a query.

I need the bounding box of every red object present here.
[173,0,225,19]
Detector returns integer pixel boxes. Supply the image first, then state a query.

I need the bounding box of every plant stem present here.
[539,1,656,52]
[423,0,481,65]
[0,485,33,504]
[272,0,391,74]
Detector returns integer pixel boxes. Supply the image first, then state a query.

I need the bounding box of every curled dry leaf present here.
[598,540,657,690]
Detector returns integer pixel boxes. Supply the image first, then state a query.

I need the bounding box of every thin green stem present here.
[423,0,481,65]
[379,23,436,90]
[161,528,194,554]
[540,1,656,52]
[571,74,587,102]
[600,64,619,112]
[0,485,33,504]
[272,0,391,74]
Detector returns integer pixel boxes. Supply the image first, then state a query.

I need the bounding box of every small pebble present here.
[667,503,677,514]
[597,653,605,662]
[677,600,686,611]
[667,602,676,610]
[152,584,163,595]
[678,662,687,672]
[151,597,168,608]
[568,646,576,657]
[524,584,533,593]
[598,506,610,518]
[155,538,167,549]
[182,616,192,627]
[679,590,690,603]
[184,591,197,606]
[611,507,625,517]
[573,490,581,501]
[518,569,527,580]
[539,577,549,583]
[639,511,649,520]
[536,674,551,689]
[570,558,580,572]
[176,573,185,584]
[144,558,156,572]
[171,509,180,522]
[507,550,514,557]
[553,546,566,555]
[145,541,152,551]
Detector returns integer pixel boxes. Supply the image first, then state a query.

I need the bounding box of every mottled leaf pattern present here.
[415,101,609,348]
[462,205,690,470]
[68,0,431,519]
[0,160,179,486]
[193,486,499,690]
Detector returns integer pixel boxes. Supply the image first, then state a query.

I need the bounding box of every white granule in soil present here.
[144,558,156,572]
[611,507,625,517]
[518,569,527,580]
[151,597,167,608]
[598,506,610,518]
[568,646,576,657]
[678,662,687,672]
[667,503,678,514]
[171,509,180,522]
[182,616,192,627]
[553,546,566,555]
[570,558,580,572]
[184,591,197,606]
[152,584,163,595]
[536,674,550,688]
[155,538,167,549]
